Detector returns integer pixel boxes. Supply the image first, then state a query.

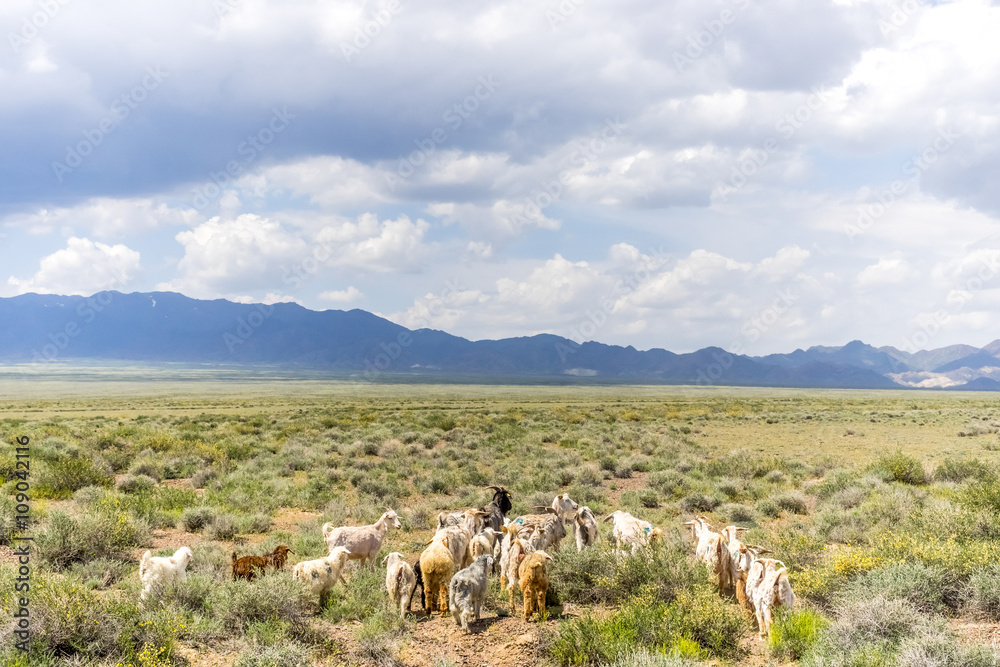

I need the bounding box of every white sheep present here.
[449,555,494,633]
[292,546,352,608]
[383,552,416,617]
[323,509,401,566]
[139,546,193,601]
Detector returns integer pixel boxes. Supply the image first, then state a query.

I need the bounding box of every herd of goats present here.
[137,486,795,637]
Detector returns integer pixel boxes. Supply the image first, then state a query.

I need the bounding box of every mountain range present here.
[1,291,999,390]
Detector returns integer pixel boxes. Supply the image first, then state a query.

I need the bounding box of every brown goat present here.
[267,545,293,570]
[232,545,293,581]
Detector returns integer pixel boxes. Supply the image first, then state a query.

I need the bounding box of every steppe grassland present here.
[2,375,1000,666]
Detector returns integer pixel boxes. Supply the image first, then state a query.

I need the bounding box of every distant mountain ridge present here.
[0,291,998,390]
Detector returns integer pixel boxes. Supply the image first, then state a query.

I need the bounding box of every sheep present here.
[231,544,293,581]
[605,510,662,553]
[383,552,416,618]
[518,550,553,620]
[480,485,514,532]
[746,558,795,638]
[449,555,494,633]
[551,493,579,522]
[574,506,599,552]
[139,546,193,601]
[323,509,402,566]
[292,546,351,608]
[419,534,455,616]
[408,558,426,613]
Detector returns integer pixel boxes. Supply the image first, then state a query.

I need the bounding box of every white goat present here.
[323,509,402,566]
[139,546,192,601]
[746,557,795,638]
[470,528,498,563]
[293,546,352,608]
[574,506,599,552]
[437,509,490,535]
[383,552,416,618]
[551,493,579,522]
[605,510,662,553]
[683,515,725,590]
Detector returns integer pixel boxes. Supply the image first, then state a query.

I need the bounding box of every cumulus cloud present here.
[7,237,140,295]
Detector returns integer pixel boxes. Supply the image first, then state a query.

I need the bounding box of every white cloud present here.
[319,286,363,303]
[3,198,200,238]
[7,237,140,295]
[856,253,920,288]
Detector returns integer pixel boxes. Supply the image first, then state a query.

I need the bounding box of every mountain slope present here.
[0,291,982,390]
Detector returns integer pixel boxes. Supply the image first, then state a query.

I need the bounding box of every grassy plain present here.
[2,366,1000,666]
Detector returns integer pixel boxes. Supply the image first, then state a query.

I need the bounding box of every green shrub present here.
[774,491,809,515]
[964,564,1000,620]
[128,459,164,481]
[67,557,130,590]
[36,507,151,569]
[179,505,218,531]
[36,456,113,498]
[755,498,781,518]
[206,513,239,540]
[719,502,754,523]
[869,450,927,485]
[117,474,157,494]
[896,632,1000,667]
[679,493,719,513]
[211,572,311,633]
[549,539,704,607]
[547,591,749,665]
[649,470,688,498]
[934,456,993,483]
[844,562,961,614]
[769,608,827,660]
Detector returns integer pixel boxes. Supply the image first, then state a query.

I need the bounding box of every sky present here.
[1,0,999,355]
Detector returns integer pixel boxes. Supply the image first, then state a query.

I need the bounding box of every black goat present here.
[480,485,513,533]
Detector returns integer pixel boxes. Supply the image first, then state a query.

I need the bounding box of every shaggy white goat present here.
[139,546,193,601]
[383,552,417,617]
[292,546,352,608]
